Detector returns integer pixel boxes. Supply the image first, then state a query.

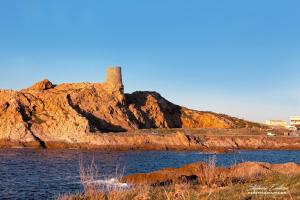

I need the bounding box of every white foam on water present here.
[196,152,214,155]
[83,178,129,189]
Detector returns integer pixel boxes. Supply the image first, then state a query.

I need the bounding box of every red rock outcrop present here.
[0,67,266,148]
[126,91,262,129]
[27,79,54,91]
[122,161,300,186]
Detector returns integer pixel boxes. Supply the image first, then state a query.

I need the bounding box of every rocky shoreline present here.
[1,130,300,152]
[122,161,300,186]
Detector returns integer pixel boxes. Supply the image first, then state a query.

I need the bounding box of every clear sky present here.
[0,0,299,123]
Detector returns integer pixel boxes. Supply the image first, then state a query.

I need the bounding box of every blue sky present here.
[0,0,299,123]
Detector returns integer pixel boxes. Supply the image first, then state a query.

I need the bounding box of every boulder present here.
[29,79,54,91]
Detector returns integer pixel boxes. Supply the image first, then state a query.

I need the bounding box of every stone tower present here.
[105,66,124,92]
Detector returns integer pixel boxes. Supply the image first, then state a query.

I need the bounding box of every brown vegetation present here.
[58,159,300,200]
[122,160,300,186]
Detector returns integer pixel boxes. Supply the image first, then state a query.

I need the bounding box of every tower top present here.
[105,66,124,92]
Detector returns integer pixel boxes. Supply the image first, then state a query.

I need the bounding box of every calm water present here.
[0,149,299,200]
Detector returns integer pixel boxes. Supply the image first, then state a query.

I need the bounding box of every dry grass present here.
[78,158,100,198]
[57,157,300,200]
[57,156,219,200]
[58,184,206,200]
[198,156,217,187]
[57,158,209,200]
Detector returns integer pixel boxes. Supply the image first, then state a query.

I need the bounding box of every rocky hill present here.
[0,67,265,148]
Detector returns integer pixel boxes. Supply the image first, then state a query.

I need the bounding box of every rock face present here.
[126,91,261,129]
[0,66,265,148]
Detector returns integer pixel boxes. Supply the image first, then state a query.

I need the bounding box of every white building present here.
[265,120,287,127]
[290,116,300,129]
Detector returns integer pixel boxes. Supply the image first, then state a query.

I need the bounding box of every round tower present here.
[105,66,124,91]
